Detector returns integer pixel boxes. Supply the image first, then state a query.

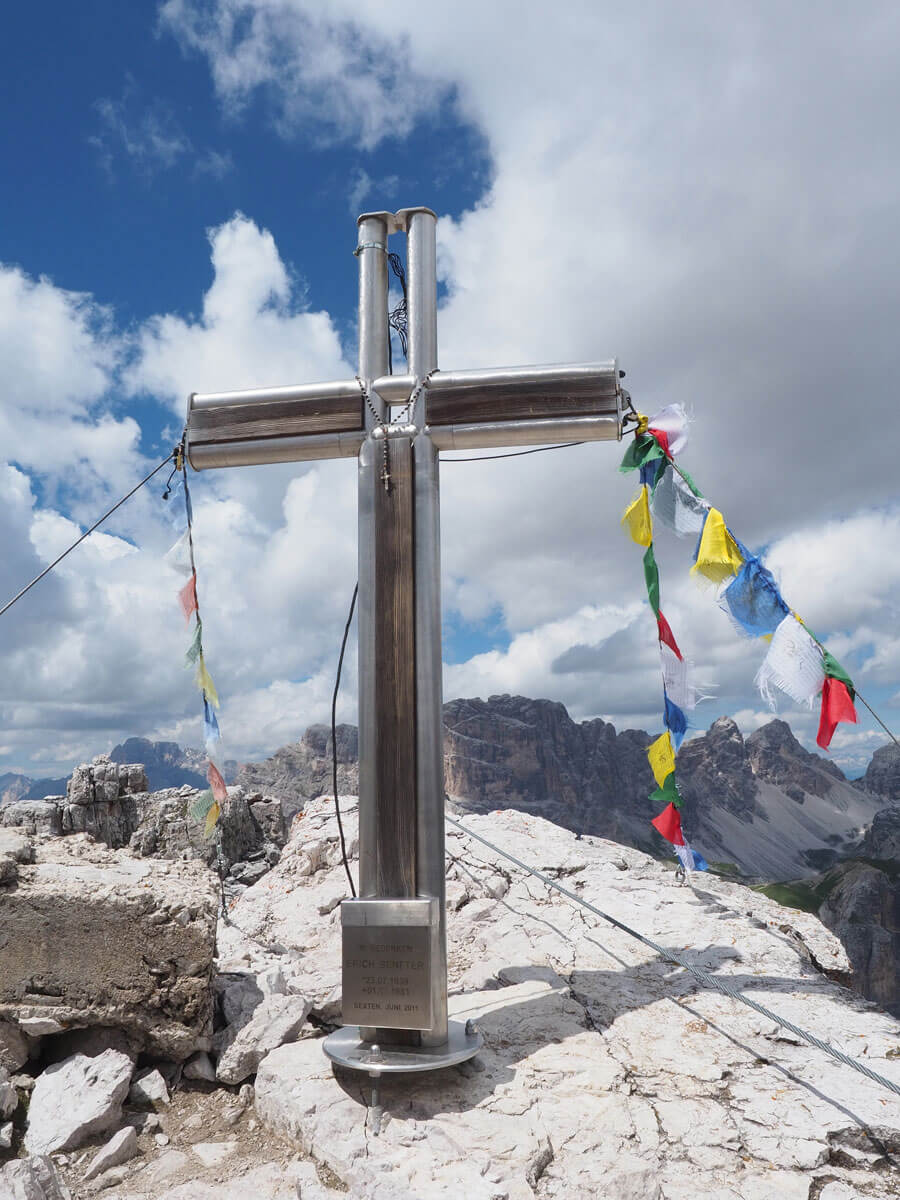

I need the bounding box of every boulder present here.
[83,1125,139,1181]
[128,1068,170,1107]
[0,835,217,1060]
[0,801,60,837]
[215,994,312,1085]
[0,1156,72,1200]
[24,1049,133,1155]
[0,1067,17,1118]
[1,1020,34,1071]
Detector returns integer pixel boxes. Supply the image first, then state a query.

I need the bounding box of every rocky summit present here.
[0,703,898,1198]
[0,793,898,1197]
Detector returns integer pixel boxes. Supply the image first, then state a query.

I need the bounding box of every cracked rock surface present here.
[223,797,900,1199]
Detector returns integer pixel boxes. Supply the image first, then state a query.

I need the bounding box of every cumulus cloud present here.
[4,3,900,778]
[153,0,900,772]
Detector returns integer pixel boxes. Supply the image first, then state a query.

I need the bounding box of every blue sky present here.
[1,1,899,780]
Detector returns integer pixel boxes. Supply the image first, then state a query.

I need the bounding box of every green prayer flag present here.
[184,618,203,667]
[649,771,682,809]
[188,789,215,822]
[643,544,660,615]
[821,650,855,699]
[620,435,665,474]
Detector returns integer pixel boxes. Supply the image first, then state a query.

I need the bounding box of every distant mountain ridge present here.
[0,738,237,805]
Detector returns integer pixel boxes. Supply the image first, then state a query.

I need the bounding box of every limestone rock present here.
[0,1066,17,1118]
[128,785,277,873]
[108,738,209,791]
[215,994,312,1085]
[861,804,900,859]
[83,1126,139,1181]
[859,743,900,799]
[229,797,900,1198]
[746,718,845,797]
[0,801,61,837]
[235,724,359,816]
[0,835,217,1060]
[183,1051,216,1081]
[25,1049,133,1155]
[0,1156,72,1200]
[0,1121,11,1149]
[819,862,900,1016]
[128,1069,169,1107]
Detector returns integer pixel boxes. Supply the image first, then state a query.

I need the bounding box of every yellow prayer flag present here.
[647,731,676,789]
[691,508,744,586]
[621,486,653,547]
[204,800,221,838]
[195,655,220,707]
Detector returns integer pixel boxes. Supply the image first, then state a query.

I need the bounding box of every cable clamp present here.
[353,241,387,257]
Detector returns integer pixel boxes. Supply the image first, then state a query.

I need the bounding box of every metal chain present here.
[446,814,900,1101]
[355,371,438,493]
[393,370,435,427]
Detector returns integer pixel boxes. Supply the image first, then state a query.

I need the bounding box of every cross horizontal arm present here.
[186,361,623,470]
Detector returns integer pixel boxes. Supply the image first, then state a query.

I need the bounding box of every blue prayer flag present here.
[663,692,687,751]
[721,556,789,638]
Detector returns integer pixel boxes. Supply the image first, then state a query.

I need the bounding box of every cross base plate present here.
[322,1020,483,1076]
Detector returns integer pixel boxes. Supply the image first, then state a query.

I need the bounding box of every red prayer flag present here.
[207,762,228,802]
[179,574,198,624]
[816,676,857,750]
[648,426,670,457]
[657,611,683,660]
[651,800,685,846]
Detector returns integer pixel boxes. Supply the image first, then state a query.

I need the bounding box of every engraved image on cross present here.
[186,206,625,1074]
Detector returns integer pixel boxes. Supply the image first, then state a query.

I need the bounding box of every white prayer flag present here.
[660,642,698,711]
[652,468,709,537]
[755,615,825,709]
[648,404,690,456]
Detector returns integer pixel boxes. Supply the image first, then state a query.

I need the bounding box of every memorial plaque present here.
[341,898,435,1030]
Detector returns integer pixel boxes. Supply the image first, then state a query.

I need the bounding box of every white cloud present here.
[91,91,191,176]
[127,213,347,407]
[159,0,447,148]
[4,3,900,780]
[153,0,900,769]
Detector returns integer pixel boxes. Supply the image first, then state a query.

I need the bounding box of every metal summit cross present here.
[186,207,625,1077]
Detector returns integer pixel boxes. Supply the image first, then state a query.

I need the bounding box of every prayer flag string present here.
[620,404,859,866]
[164,447,226,836]
[619,406,705,872]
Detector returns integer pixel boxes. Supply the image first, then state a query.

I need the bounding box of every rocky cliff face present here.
[235,724,359,817]
[746,718,845,798]
[819,860,900,1016]
[860,743,900,799]
[444,695,656,849]
[862,804,900,859]
[444,700,883,882]
[233,699,884,883]
[0,755,289,889]
[108,737,238,792]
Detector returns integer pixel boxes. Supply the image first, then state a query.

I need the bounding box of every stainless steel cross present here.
[186,206,625,1077]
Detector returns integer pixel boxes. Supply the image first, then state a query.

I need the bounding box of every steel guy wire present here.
[0,451,177,620]
[446,813,900,1101]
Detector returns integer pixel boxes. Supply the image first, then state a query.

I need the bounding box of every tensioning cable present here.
[0,451,177,620]
[447,813,900,1101]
